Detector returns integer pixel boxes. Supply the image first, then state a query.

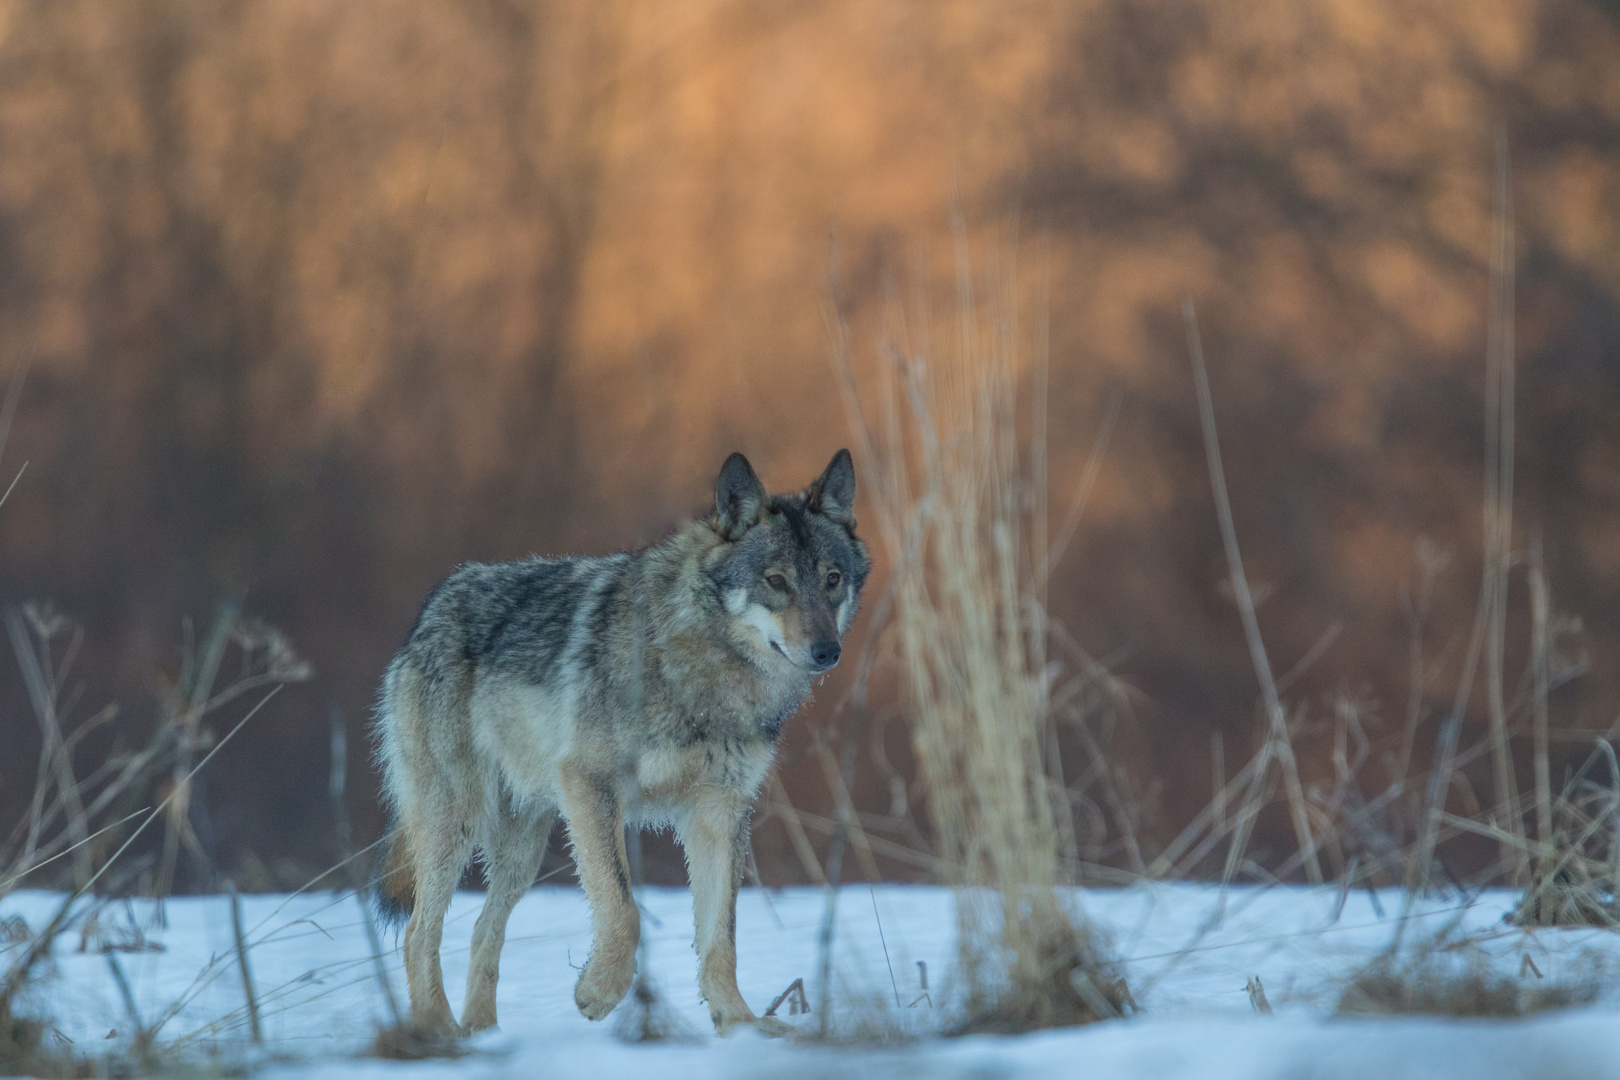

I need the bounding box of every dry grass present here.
[1338,933,1605,1018]
[367,1023,470,1062]
[611,973,701,1045]
[801,151,1617,1033]
[1,601,311,1078]
[833,229,1129,1033]
[1507,737,1620,928]
[788,986,922,1048]
[1159,142,1618,940]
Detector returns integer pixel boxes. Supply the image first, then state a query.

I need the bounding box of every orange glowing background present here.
[0,0,1617,886]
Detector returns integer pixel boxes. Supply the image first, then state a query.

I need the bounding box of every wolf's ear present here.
[713,452,767,541]
[806,448,856,528]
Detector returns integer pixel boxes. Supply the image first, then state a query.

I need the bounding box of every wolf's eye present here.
[765,573,788,591]
[826,571,842,589]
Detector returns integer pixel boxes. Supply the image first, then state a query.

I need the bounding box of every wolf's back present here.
[370,555,634,925]
[399,556,633,680]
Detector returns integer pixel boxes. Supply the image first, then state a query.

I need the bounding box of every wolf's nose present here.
[810,641,841,670]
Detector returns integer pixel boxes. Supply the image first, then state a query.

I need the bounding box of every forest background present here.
[0,0,1617,889]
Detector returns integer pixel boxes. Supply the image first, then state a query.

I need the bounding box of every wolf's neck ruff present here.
[634,521,833,748]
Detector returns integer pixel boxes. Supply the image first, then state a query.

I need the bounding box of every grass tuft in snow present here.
[951,916,1133,1035]
[835,225,1128,1034]
[1337,933,1606,1019]
[612,972,700,1045]
[2,897,97,1078]
[367,1022,470,1062]
[1,594,311,1078]
[790,985,921,1048]
[1508,704,1619,929]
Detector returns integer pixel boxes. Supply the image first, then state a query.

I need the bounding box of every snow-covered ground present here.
[3,882,1617,1078]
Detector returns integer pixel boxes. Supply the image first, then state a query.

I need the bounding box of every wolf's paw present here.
[459,1002,497,1034]
[377,1012,465,1057]
[405,1003,465,1040]
[710,1005,790,1038]
[574,958,635,1021]
[372,1026,466,1060]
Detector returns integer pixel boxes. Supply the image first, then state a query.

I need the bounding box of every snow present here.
[3,882,1617,1078]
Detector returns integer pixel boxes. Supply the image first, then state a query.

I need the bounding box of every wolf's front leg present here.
[678,795,783,1035]
[558,766,639,1021]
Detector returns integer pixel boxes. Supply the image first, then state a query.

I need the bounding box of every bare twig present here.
[227,882,263,1043]
[1483,129,1525,885]
[870,887,900,1009]
[1183,300,1322,888]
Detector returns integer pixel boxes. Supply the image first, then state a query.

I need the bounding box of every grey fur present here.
[373,450,870,1036]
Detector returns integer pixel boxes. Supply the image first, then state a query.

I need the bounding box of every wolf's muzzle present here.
[809,640,841,671]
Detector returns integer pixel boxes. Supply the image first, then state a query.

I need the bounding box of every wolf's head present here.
[704,449,871,674]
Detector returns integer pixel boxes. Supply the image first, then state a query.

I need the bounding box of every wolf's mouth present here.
[767,641,829,676]
[769,641,817,671]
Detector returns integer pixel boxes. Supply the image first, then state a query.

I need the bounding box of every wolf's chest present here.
[631,735,774,813]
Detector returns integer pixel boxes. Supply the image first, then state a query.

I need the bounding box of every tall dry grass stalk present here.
[833,232,1125,1031]
[1183,303,1323,895]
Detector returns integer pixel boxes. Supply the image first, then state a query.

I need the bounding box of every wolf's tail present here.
[372,818,416,930]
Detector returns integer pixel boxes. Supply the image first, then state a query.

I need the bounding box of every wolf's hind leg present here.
[558,765,639,1021]
[462,805,556,1032]
[402,811,474,1036]
[679,794,775,1034]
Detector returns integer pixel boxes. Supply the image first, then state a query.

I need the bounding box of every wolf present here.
[372,449,869,1036]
